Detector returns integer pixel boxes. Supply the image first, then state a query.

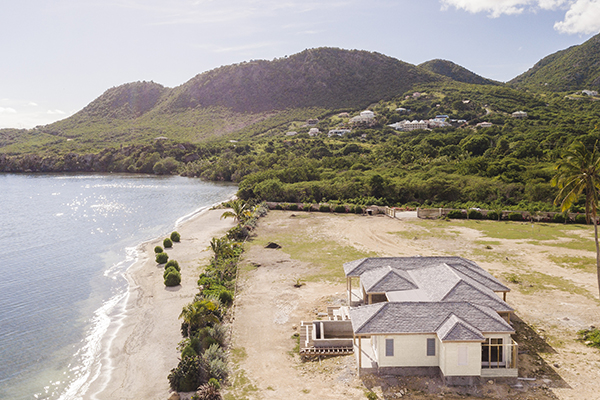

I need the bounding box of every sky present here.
[1,0,599,129]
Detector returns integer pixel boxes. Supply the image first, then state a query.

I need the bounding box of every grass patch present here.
[475,240,501,246]
[503,271,596,300]
[578,328,600,349]
[250,213,375,281]
[548,255,596,273]
[223,368,259,400]
[459,220,585,241]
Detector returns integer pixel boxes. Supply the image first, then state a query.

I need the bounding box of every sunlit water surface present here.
[0,174,236,400]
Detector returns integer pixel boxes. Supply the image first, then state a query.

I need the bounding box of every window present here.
[385,338,394,357]
[427,338,435,356]
[482,338,503,364]
[458,346,468,366]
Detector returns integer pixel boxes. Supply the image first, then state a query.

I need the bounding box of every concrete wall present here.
[375,334,440,368]
[320,320,353,338]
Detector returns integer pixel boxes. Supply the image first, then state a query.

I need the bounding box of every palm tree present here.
[221,199,251,223]
[551,141,600,298]
[179,299,221,337]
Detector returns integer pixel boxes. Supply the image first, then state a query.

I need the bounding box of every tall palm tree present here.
[552,141,600,298]
[179,299,221,337]
[221,199,251,223]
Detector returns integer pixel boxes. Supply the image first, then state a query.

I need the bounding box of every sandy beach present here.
[85,208,235,400]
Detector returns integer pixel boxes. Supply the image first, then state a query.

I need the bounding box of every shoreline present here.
[83,207,236,399]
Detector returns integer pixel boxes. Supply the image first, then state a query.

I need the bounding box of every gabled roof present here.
[437,314,485,341]
[360,266,418,293]
[344,257,509,293]
[350,302,513,339]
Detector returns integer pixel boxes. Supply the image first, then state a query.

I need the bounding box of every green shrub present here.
[578,327,600,349]
[366,391,378,400]
[303,204,313,212]
[165,270,181,286]
[218,289,233,305]
[508,212,523,221]
[553,213,566,223]
[467,209,483,220]
[165,260,180,271]
[164,266,177,279]
[574,214,588,224]
[156,252,169,264]
[170,231,181,242]
[354,206,363,214]
[319,204,330,212]
[168,356,206,392]
[447,210,464,219]
[154,245,163,253]
[181,344,198,359]
[334,204,347,213]
[202,344,228,381]
[487,211,499,220]
[163,237,173,248]
[288,203,298,211]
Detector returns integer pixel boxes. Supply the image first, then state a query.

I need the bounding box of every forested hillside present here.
[419,59,499,86]
[510,32,600,91]
[1,45,600,211]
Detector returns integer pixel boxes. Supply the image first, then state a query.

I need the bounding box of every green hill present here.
[509,33,600,91]
[0,47,446,153]
[419,59,500,85]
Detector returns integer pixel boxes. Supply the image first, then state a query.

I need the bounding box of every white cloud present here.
[554,0,600,34]
[47,109,66,115]
[28,101,38,106]
[441,0,600,34]
[0,107,17,113]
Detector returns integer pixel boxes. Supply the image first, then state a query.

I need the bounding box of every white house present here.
[511,111,527,119]
[389,120,429,131]
[343,257,517,385]
[308,128,320,136]
[582,90,598,96]
[476,122,493,128]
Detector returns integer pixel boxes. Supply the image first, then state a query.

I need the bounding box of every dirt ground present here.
[224,211,600,400]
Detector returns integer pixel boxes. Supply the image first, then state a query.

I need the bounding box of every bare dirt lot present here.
[224,211,600,400]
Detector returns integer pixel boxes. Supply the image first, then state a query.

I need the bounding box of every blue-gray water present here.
[0,174,237,400]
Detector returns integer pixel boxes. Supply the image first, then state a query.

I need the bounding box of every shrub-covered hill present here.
[509,32,600,91]
[419,59,500,86]
[0,48,447,153]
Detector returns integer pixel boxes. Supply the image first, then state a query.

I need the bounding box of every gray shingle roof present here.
[437,315,486,341]
[344,257,509,293]
[361,266,418,293]
[349,301,514,339]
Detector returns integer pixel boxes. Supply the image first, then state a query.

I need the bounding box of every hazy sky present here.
[1,0,598,129]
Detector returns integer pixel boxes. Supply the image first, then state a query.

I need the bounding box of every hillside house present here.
[511,111,527,119]
[389,120,428,131]
[582,90,598,96]
[308,128,320,136]
[476,122,493,128]
[328,129,351,137]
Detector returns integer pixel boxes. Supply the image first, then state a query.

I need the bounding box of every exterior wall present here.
[440,341,482,377]
[375,334,440,368]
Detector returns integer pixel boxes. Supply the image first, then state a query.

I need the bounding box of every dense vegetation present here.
[509,33,600,91]
[1,40,600,212]
[419,59,500,86]
[168,201,267,395]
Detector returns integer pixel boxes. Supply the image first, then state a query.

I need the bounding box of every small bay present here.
[0,173,237,400]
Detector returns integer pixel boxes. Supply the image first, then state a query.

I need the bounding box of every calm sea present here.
[0,174,237,400]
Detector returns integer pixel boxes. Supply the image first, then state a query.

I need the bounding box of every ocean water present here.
[0,173,237,400]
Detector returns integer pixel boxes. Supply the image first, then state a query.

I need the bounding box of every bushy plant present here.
[574,214,588,224]
[578,327,600,349]
[168,356,206,392]
[302,204,313,212]
[319,204,330,212]
[171,231,181,242]
[288,203,298,211]
[334,204,347,213]
[218,289,233,306]
[164,266,178,279]
[486,211,499,220]
[181,344,198,359]
[467,209,483,219]
[165,260,180,271]
[202,344,228,381]
[165,269,182,286]
[447,210,464,219]
[553,213,566,223]
[193,381,221,400]
[508,212,523,221]
[156,252,169,264]
[154,245,163,253]
[163,237,173,248]
[354,205,363,214]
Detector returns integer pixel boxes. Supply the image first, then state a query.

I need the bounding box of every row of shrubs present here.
[155,231,182,286]
[272,202,364,214]
[168,201,268,399]
[446,209,591,224]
